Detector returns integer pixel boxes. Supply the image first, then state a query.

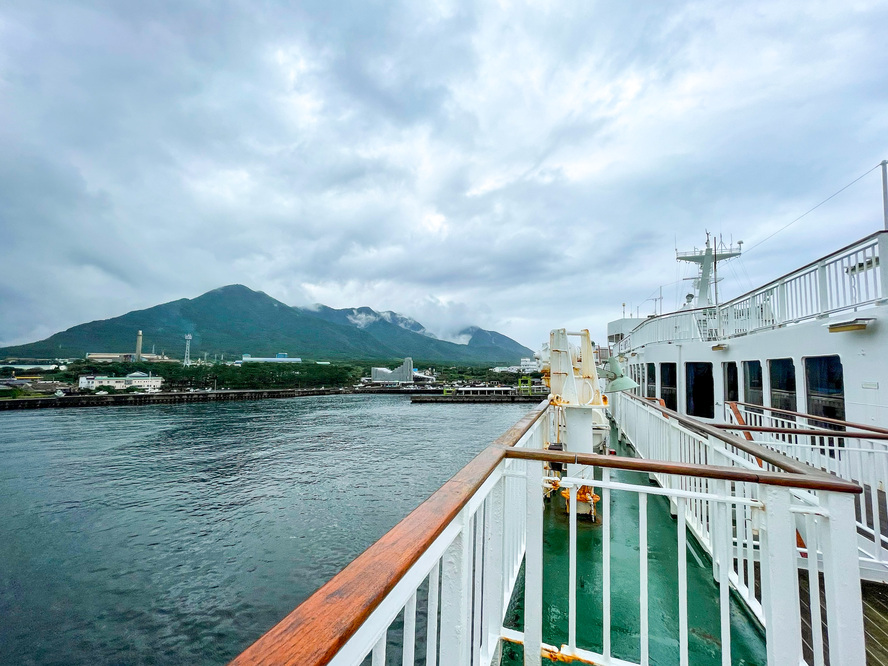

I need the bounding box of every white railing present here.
[326,414,543,666]
[609,392,866,664]
[234,399,866,666]
[727,402,888,581]
[616,231,888,353]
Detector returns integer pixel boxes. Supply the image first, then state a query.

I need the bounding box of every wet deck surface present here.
[501,464,767,665]
[863,581,888,666]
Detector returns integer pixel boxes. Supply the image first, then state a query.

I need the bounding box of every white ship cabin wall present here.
[621,312,884,425]
[615,231,888,427]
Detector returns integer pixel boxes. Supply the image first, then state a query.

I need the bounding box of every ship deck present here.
[500,459,768,665]
[497,439,888,666]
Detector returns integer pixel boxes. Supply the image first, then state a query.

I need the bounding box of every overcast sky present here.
[2,0,887,350]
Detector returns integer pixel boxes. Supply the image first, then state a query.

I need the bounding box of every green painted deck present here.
[500,461,767,665]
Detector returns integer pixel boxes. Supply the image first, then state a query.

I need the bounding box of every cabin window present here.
[769,358,797,413]
[660,363,677,411]
[686,362,714,418]
[723,362,739,403]
[743,360,763,406]
[646,363,656,398]
[805,355,845,423]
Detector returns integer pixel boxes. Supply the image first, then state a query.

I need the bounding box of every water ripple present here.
[0,394,530,665]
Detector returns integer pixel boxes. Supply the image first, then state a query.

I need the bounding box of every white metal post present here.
[878,232,888,300]
[821,491,867,665]
[882,159,888,231]
[760,486,803,665]
[402,592,416,666]
[426,562,440,666]
[817,261,829,313]
[483,477,505,664]
[602,468,612,661]
[440,509,472,665]
[569,484,578,652]
[804,514,825,666]
[639,492,649,666]
[677,497,689,666]
[524,459,544,666]
[371,633,386,665]
[717,484,731,666]
[472,506,483,666]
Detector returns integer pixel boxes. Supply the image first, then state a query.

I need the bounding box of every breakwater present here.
[0,388,345,411]
[411,394,543,403]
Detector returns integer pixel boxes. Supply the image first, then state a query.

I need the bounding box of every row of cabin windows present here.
[629,355,845,421]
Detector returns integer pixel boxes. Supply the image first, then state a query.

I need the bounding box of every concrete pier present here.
[0,388,345,411]
[411,394,543,404]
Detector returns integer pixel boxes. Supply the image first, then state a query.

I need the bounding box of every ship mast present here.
[675,232,742,308]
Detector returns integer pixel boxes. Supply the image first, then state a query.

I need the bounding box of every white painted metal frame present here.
[730,403,888,581]
[616,232,887,354]
[610,392,866,665]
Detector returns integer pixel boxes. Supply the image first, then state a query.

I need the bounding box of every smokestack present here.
[135,330,143,361]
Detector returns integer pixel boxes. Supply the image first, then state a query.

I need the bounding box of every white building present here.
[239,353,302,363]
[491,358,540,374]
[370,358,434,384]
[79,372,164,391]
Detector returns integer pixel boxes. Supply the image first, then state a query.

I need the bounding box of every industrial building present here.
[86,331,173,363]
[239,353,302,364]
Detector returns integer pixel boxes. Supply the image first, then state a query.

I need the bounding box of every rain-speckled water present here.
[0,394,531,665]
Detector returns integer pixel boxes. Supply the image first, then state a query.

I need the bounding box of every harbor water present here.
[0,395,530,665]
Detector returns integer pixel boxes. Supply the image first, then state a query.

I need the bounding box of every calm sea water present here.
[0,395,531,665]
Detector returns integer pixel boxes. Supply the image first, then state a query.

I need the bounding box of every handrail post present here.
[777,280,787,324]
[439,507,471,665]
[878,232,888,301]
[760,486,803,665]
[524,459,544,666]
[817,261,829,314]
[822,491,867,665]
[483,474,505,662]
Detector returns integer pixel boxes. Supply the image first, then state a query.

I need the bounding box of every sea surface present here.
[0,394,531,665]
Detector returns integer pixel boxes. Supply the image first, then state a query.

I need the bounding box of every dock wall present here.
[0,388,345,411]
[410,395,543,403]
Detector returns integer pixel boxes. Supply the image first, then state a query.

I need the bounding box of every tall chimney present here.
[135,330,143,361]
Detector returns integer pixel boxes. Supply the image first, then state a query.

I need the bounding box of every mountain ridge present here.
[0,285,533,363]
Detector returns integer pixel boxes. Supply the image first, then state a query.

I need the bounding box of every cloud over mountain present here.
[1,1,887,350]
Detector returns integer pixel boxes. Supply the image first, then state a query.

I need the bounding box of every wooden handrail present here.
[729,401,888,435]
[229,399,549,666]
[504,448,862,494]
[624,393,836,480]
[714,424,888,440]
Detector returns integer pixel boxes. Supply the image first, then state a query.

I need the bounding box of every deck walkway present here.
[799,574,888,666]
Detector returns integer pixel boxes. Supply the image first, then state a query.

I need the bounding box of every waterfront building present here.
[491,357,541,374]
[78,372,163,391]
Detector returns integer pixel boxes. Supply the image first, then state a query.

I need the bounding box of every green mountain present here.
[0,285,533,363]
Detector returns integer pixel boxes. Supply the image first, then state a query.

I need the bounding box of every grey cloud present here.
[1,0,887,350]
